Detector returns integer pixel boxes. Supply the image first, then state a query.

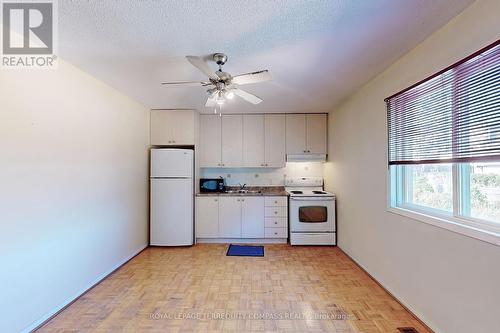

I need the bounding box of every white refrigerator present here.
[150,148,194,246]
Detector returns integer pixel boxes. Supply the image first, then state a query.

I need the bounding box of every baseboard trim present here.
[196,238,287,244]
[337,247,435,333]
[27,245,148,333]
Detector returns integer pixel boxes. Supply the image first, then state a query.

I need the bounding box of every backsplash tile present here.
[200,162,324,186]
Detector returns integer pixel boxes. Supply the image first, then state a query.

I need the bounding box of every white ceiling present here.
[59,0,473,113]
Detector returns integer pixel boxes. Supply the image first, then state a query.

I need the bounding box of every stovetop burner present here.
[313,190,327,194]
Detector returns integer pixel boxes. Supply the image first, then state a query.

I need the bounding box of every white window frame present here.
[388,164,500,246]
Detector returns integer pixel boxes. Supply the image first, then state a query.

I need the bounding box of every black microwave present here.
[200,178,225,193]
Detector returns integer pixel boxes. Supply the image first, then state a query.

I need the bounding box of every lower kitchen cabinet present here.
[264,206,287,218]
[219,197,242,238]
[265,217,287,228]
[241,197,265,238]
[195,197,219,238]
[264,196,288,239]
[265,227,288,238]
[195,196,288,241]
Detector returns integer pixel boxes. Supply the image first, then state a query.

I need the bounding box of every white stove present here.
[286,177,336,245]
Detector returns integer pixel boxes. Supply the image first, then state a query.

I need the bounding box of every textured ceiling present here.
[59,0,473,113]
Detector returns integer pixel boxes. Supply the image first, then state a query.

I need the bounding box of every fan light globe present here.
[226,91,234,99]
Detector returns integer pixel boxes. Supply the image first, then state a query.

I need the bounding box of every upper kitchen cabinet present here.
[264,114,286,167]
[243,115,265,167]
[286,113,327,154]
[199,113,316,168]
[285,114,307,154]
[199,115,222,167]
[150,110,195,145]
[306,114,327,154]
[221,115,243,167]
[243,114,286,168]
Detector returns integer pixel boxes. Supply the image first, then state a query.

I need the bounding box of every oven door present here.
[289,197,335,232]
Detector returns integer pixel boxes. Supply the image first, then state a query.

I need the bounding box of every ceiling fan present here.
[161,53,271,107]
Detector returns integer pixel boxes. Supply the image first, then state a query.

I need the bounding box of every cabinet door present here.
[265,114,286,167]
[199,115,222,167]
[195,197,219,238]
[150,110,195,145]
[243,115,265,167]
[241,197,265,238]
[285,114,307,154]
[170,110,195,145]
[218,197,242,238]
[306,114,327,154]
[221,115,243,167]
[150,110,174,145]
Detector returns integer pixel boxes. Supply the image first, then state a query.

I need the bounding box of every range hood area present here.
[287,154,327,162]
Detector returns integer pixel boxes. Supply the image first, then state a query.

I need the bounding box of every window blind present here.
[386,40,500,165]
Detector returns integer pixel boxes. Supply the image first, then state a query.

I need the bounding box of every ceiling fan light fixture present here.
[161,53,271,107]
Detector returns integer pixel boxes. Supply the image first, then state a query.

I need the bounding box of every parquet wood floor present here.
[37,245,430,333]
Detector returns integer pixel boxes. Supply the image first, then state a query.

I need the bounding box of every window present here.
[387,41,500,241]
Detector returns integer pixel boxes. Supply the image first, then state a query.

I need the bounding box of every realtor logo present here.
[1,0,58,68]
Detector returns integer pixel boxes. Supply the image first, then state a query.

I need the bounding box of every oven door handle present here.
[290,197,335,201]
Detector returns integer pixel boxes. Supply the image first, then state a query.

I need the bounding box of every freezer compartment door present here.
[151,149,193,178]
[150,179,193,246]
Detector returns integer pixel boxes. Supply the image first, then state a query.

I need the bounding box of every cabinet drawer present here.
[265,218,288,228]
[265,228,288,238]
[265,206,287,217]
[265,196,288,207]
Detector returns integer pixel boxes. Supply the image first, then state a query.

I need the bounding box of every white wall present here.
[200,162,324,187]
[0,60,149,332]
[324,1,500,332]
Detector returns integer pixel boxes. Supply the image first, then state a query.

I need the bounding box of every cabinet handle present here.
[303,150,306,153]
[222,164,225,166]
[274,201,278,204]
[265,164,268,166]
[242,199,245,202]
[274,222,278,225]
[214,199,218,202]
[274,232,278,235]
[274,211,278,214]
[173,140,176,143]
[237,199,240,202]
[218,163,221,166]
[168,140,172,143]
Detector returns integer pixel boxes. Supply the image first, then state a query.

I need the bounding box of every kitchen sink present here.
[224,190,262,194]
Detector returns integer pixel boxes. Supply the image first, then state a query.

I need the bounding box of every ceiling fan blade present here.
[232,88,263,104]
[231,70,271,85]
[161,81,210,86]
[186,55,219,81]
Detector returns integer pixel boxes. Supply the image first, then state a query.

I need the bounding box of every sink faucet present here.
[239,183,247,191]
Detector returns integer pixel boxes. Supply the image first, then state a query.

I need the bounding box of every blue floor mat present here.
[226,244,264,257]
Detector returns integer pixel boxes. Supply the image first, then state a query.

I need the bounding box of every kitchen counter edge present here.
[195,191,289,197]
